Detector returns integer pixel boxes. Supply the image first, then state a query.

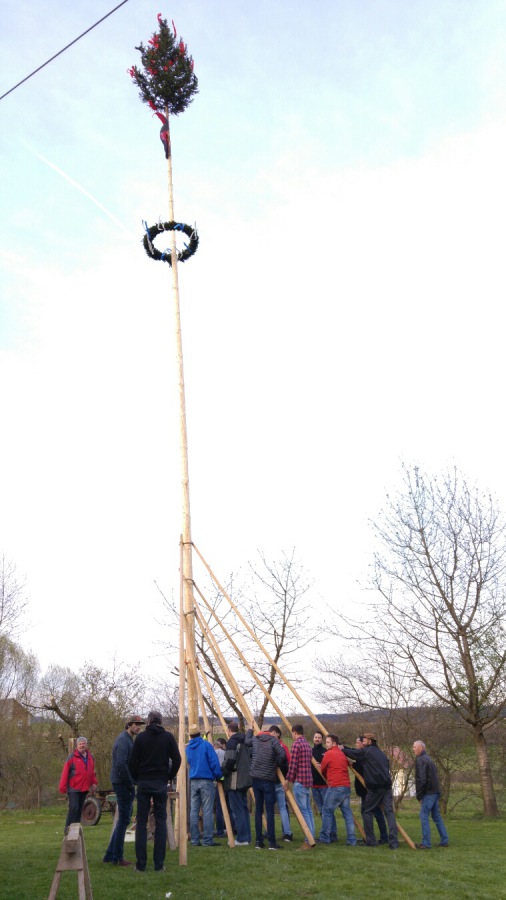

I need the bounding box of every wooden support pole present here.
[166,110,198,728]
[194,579,326,792]
[192,600,315,846]
[192,543,328,734]
[177,536,188,866]
[183,609,235,847]
[195,658,263,841]
[194,581,322,836]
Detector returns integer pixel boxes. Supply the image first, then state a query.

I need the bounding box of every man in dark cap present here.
[103,715,145,866]
[352,736,388,844]
[341,732,399,850]
[128,711,181,872]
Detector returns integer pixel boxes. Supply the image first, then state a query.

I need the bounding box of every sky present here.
[1,0,506,707]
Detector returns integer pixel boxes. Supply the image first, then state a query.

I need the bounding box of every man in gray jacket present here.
[103,714,145,866]
[413,741,449,849]
[245,720,286,850]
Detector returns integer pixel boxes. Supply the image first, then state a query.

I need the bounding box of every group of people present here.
[185,722,449,853]
[59,711,181,872]
[58,715,449,871]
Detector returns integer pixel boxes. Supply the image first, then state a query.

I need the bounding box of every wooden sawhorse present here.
[48,823,93,899]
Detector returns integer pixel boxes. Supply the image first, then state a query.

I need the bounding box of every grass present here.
[0,805,505,899]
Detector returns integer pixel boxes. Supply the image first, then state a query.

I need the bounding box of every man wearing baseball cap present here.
[103,715,145,866]
[341,732,399,850]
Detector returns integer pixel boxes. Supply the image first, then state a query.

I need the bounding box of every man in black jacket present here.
[245,720,285,850]
[352,736,388,844]
[128,710,181,872]
[413,741,449,849]
[222,722,252,845]
[341,732,398,849]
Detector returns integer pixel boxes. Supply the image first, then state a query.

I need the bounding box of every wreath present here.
[142,220,199,265]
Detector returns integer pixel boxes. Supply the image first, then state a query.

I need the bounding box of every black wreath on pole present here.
[142,220,199,265]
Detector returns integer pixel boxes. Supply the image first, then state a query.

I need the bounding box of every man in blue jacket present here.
[103,714,145,866]
[185,724,223,846]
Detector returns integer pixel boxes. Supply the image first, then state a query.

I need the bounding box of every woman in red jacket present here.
[59,737,98,831]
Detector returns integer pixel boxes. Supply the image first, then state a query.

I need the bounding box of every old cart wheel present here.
[82,797,102,826]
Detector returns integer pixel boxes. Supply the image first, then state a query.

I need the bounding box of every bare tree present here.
[247,550,317,727]
[159,550,318,729]
[328,465,506,816]
[39,660,147,784]
[0,636,39,705]
[0,556,27,638]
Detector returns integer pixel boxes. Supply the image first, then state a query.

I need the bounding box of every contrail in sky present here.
[25,145,134,237]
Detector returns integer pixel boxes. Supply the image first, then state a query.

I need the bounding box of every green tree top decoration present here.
[129,13,198,115]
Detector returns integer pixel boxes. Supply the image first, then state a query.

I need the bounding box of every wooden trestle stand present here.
[48,823,92,900]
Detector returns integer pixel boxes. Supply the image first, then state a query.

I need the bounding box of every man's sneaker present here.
[234,841,250,846]
[416,843,431,850]
[255,841,265,850]
[437,843,449,848]
[268,843,283,850]
[134,866,145,872]
[154,866,166,871]
[283,834,293,842]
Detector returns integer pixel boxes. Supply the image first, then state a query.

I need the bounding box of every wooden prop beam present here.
[192,543,328,734]
[195,650,268,836]
[192,599,315,846]
[166,105,198,727]
[183,610,235,847]
[193,580,335,826]
[176,537,188,865]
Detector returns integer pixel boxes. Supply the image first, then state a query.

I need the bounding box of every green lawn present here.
[0,806,505,899]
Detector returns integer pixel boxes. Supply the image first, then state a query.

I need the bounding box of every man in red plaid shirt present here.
[283,724,315,850]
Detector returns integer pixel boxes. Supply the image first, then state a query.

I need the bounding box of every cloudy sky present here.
[1,1,506,703]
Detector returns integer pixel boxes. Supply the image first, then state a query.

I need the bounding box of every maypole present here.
[129,14,199,724]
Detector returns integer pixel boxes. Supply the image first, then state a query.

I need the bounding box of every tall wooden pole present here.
[177,537,188,865]
[166,109,198,725]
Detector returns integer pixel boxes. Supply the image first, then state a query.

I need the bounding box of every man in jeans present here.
[268,726,293,841]
[312,730,337,842]
[185,724,223,847]
[245,720,286,850]
[352,736,388,844]
[103,714,145,866]
[128,710,181,872]
[341,732,398,850]
[222,722,252,845]
[413,741,449,849]
[318,735,356,846]
[284,724,315,851]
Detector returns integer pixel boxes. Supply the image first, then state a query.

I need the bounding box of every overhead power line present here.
[0,0,132,102]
